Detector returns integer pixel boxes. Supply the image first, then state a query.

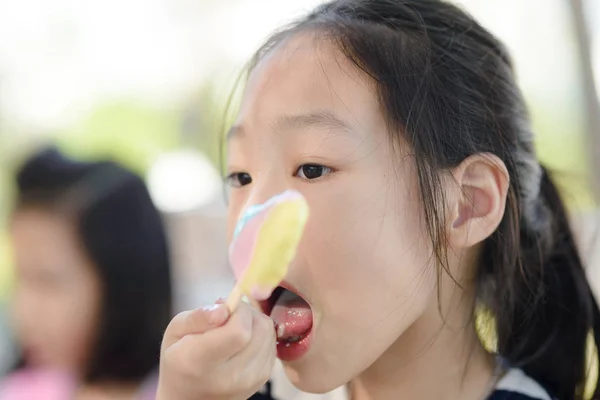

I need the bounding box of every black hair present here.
[247,1,600,398]
[13,146,172,384]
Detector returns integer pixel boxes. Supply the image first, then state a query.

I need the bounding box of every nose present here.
[241,175,292,212]
[232,184,301,238]
[227,167,297,237]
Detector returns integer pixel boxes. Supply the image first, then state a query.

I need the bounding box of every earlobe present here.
[448,154,509,249]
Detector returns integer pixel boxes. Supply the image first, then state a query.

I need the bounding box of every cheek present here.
[48,277,101,366]
[301,172,435,325]
[12,278,101,369]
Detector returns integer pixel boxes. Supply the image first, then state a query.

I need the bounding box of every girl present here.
[157,1,600,399]
[1,147,172,399]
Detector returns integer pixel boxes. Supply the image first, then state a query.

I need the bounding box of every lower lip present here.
[276,326,313,362]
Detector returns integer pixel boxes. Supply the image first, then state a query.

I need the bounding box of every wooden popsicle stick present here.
[245,295,262,311]
[225,283,263,313]
[225,283,244,313]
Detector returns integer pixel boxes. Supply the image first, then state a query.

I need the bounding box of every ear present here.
[447,153,509,249]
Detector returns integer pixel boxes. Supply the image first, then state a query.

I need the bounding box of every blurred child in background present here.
[1,147,172,400]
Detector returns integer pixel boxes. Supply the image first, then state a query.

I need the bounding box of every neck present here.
[349,299,496,400]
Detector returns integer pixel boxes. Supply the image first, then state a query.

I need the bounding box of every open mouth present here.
[260,283,314,359]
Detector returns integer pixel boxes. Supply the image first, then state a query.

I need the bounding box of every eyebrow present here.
[227,110,352,140]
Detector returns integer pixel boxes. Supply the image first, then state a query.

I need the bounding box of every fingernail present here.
[202,304,229,325]
[215,298,226,304]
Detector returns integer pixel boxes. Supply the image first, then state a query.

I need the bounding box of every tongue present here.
[271,290,313,339]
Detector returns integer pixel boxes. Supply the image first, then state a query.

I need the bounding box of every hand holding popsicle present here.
[156,190,309,400]
[157,302,275,400]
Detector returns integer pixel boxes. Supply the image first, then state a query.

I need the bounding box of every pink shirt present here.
[0,368,157,400]
[0,369,75,400]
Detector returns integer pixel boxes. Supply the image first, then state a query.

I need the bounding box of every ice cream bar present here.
[226,190,309,312]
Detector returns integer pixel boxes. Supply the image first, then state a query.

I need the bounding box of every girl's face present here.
[227,35,447,392]
[10,208,101,374]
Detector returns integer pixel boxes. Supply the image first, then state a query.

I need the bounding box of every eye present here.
[295,164,333,181]
[226,172,252,188]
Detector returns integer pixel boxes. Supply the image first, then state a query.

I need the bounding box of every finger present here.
[184,305,230,333]
[218,295,262,311]
[182,302,255,362]
[223,310,277,392]
[163,304,230,349]
[228,310,276,365]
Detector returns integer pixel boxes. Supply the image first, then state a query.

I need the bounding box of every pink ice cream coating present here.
[229,207,269,281]
[228,190,303,287]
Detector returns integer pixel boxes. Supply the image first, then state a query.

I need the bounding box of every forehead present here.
[11,209,79,261]
[235,32,384,136]
[12,208,69,236]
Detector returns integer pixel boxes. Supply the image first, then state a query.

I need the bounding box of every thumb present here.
[163,304,230,348]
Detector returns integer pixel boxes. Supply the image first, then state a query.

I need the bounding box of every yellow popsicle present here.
[226,190,309,312]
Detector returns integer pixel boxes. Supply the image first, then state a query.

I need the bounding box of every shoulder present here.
[488,368,555,400]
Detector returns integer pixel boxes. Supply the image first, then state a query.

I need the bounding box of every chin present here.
[281,357,349,394]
